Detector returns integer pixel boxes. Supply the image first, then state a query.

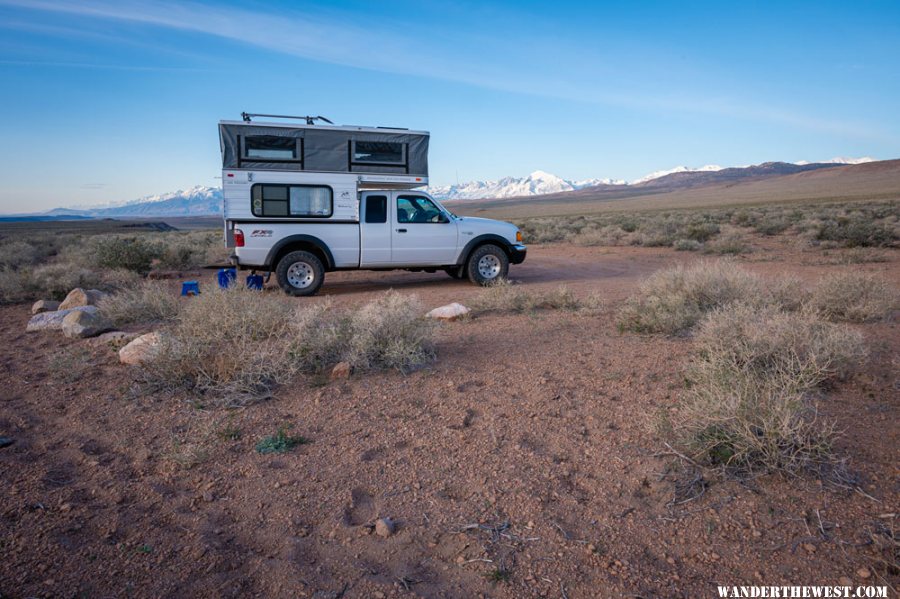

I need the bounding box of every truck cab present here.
[219,114,526,296]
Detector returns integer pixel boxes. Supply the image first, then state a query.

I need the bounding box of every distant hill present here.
[44,186,222,218]
[631,161,843,190]
[448,159,900,219]
[14,157,882,219]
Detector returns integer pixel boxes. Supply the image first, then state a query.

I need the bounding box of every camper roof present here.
[218,119,430,177]
[218,120,429,136]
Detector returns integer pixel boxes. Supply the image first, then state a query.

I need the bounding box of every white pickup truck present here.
[219,115,526,296]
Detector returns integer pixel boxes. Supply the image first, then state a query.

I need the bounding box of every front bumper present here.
[508,243,527,265]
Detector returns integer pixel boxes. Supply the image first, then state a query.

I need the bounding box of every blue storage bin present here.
[181,281,200,296]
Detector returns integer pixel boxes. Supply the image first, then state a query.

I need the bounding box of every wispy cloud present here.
[0,59,218,72]
[0,0,884,140]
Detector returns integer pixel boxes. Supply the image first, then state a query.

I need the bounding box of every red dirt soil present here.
[1,243,898,598]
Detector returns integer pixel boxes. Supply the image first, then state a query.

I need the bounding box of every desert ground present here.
[0,192,900,598]
[1,200,898,598]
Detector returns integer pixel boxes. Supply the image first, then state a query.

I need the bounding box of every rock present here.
[331,361,351,380]
[31,300,60,314]
[58,288,107,311]
[118,332,163,365]
[426,302,470,321]
[62,309,113,339]
[89,331,138,347]
[374,517,395,538]
[0,437,14,449]
[856,567,871,579]
[26,306,99,332]
[839,577,853,586]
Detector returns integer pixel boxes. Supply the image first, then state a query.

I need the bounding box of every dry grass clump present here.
[142,289,436,405]
[291,292,436,374]
[469,280,586,314]
[142,288,295,406]
[98,281,182,326]
[810,272,897,323]
[616,261,764,334]
[0,241,42,269]
[671,303,866,474]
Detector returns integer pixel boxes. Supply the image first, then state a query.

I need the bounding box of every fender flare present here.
[264,235,335,270]
[455,234,513,266]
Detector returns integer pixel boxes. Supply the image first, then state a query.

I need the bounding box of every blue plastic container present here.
[217,268,237,289]
[181,281,200,296]
[246,274,264,290]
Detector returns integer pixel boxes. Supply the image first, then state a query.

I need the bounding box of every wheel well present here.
[464,240,510,265]
[272,243,330,272]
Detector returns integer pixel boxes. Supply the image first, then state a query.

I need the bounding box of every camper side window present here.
[351,141,406,165]
[244,136,302,162]
[251,184,332,218]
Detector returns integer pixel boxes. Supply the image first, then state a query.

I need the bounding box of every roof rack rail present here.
[240,112,334,125]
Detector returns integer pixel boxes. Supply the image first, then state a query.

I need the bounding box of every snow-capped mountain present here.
[794,156,875,166]
[630,164,723,185]
[428,170,626,201]
[27,157,878,217]
[46,186,223,217]
[429,157,875,200]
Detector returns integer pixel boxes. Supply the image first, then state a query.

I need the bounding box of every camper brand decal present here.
[251,229,273,237]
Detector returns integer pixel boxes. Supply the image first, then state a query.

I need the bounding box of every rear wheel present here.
[275,250,324,296]
[466,244,509,286]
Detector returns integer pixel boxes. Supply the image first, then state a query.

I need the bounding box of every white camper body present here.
[219,117,526,296]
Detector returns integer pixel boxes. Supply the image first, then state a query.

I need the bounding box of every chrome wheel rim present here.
[477,254,501,279]
[286,262,315,288]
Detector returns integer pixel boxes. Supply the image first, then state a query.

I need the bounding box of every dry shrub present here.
[99,281,182,326]
[143,288,295,406]
[703,231,750,255]
[673,239,702,252]
[28,262,106,301]
[469,280,585,314]
[0,241,41,269]
[291,292,435,373]
[143,289,435,405]
[0,268,30,304]
[671,304,866,473]
[616,261,762,334]
[343,291,436,372]
[810,272,897,323]
[570,226,630,247]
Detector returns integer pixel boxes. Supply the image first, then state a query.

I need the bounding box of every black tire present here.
[466,244,509,286]
[275,250,325,296]
[444,266,466,280]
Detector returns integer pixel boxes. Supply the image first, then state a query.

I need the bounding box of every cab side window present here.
[397,196,446,223]
[365,195,387,223]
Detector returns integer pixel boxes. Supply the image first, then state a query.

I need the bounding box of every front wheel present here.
[275,250,325,296]
[466,244,509,286]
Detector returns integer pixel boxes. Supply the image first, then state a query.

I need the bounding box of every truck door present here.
[391,193,459,265]
[360,192,392,266]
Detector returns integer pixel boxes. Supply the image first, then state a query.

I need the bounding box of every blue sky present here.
[0,0,898,211]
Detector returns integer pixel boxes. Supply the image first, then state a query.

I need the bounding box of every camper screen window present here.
[352,141,405,165]
[244,136,299,161]
[251,184,333,218]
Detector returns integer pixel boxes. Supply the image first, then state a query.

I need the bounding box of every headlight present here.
[516,230,523,243]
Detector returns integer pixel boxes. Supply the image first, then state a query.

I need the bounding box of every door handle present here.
[396,228,407,233]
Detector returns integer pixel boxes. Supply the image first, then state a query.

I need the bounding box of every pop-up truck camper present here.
[220,113,526,296]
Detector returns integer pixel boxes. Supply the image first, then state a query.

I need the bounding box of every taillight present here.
[234,229,245,247]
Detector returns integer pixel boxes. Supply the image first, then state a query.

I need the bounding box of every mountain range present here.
[20,157,876,218]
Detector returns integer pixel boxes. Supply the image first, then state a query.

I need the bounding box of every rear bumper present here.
[508,243,527,265]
